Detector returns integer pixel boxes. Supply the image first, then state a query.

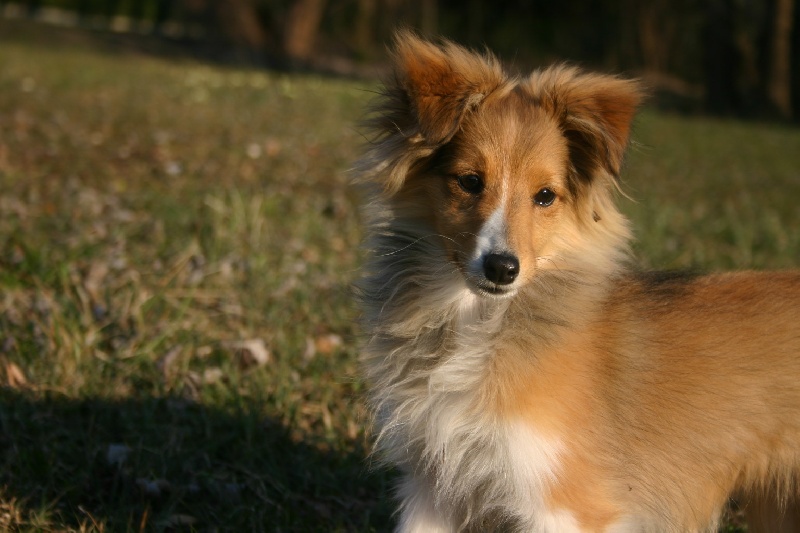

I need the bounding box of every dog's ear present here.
[387,30,505,146]
[531,67,643,184]
[361,32,506,194]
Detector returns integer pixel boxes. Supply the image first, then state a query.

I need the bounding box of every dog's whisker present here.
[378,233,461,256]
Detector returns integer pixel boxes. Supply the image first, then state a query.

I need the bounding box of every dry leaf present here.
[5,362,27,389]
[136,478,171,498]
[106,444,131,466]
[264,137,281,157]
[225,339,270,369]
[314,334,343,355]
[157,345,184,378]
[202,367,224,384]
[83,260,109,302]
[303,337,316,362]
[195,345,213,358]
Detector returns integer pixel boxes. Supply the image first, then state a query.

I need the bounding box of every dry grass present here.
[0,22,388,532]
[0,21,798,532]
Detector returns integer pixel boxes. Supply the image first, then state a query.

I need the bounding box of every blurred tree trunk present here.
[419,0,437,37]
[379,0,405,39]
[768,0,794,117]
[792,0,800,120]
[703,0,740,114]
[284,0,327,64]
[215,0,266,51]
[355,0,376,57]
[153,0,173,35]
[638,0,675,73]
[467,0,483,42]
[611,0,640,70]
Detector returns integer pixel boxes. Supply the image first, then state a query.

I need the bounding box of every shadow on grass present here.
[0,388,394,531]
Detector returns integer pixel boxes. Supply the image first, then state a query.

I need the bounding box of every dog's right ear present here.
[362,32,505,195]
[387,31,505,146]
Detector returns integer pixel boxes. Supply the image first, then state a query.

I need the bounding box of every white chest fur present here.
[386,290,580,531]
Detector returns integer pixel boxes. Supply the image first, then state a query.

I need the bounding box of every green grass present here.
[0,21,798,532]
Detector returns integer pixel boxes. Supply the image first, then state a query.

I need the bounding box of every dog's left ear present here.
[388,30,506,146]
[532,67,643,183]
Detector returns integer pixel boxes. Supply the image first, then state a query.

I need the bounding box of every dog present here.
[355,31,800,532]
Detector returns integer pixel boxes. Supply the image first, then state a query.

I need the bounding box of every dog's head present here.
[364,32,642,298]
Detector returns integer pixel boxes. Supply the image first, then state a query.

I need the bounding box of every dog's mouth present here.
[468,278,518,299]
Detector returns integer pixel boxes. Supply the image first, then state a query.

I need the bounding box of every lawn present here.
[0,21,798,532]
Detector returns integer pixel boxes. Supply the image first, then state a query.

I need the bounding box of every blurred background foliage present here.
[4,0,800,120]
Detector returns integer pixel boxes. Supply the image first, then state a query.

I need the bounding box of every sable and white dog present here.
[356,32,800,532]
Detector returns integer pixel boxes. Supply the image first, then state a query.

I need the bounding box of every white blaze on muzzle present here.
[469,182,517,287]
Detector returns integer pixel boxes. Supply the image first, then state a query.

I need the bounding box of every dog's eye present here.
[533,188,557,207]
[456,174,484,194]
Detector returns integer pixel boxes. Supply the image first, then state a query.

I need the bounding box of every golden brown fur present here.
[356,31,800,532]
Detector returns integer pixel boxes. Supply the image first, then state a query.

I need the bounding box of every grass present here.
[0,21,799,532]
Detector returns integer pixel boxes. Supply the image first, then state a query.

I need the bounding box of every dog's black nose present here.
[483,253,519,285]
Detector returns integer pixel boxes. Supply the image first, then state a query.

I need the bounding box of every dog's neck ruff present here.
[358,215,508,517]
[358,202,627,528]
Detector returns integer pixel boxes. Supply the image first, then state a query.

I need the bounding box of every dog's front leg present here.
[395,475,454,533]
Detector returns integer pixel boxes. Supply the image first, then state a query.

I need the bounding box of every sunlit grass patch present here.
[624,112,800,270]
